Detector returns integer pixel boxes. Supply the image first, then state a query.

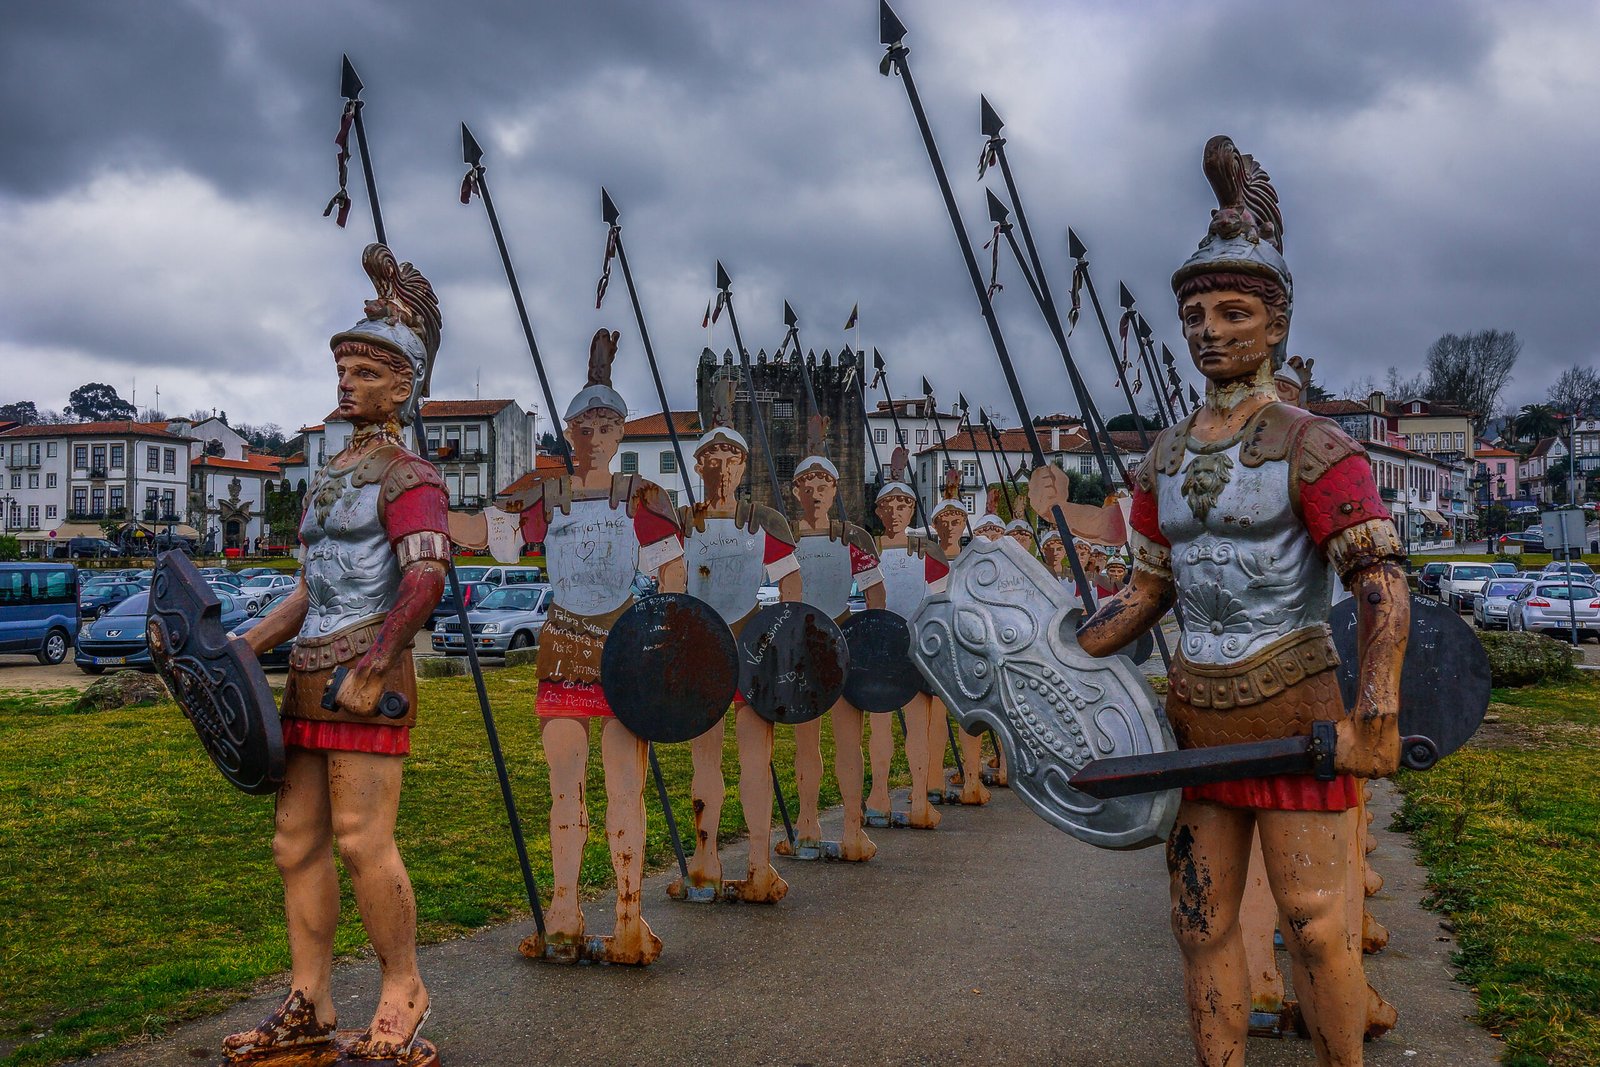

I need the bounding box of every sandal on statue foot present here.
[775,836,823,861]
[222,989,335,1059]
[666,876,723,903]
[348,1005,430,1061]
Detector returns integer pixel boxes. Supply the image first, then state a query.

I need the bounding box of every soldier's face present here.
[567,411,624,467]
[1180,290,1286,385]
[1043,541,1066,568]
[1008,529,1035,553]
[1274,376,1304,405]
[875,493,914,536]
[975,524,1003,542]
[792,472,837,518]
[932,510,964,544]
[335,348,411,426]
[696,445,748,500]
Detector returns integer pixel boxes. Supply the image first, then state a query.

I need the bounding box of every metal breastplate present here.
[545,496,639,617]
[298,464,401,639]
[794,531,853,619]
[878,545,925,619]
[686,515,765,624]
[1158,441,1331,665]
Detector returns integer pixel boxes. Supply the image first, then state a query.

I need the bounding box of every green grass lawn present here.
[1394,675,1600,1066]
[0,668,890,1065]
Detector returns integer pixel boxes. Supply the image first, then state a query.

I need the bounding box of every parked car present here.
[631,573,658,600]
[1472,579,1533,630]
[0,562,79,665]
[450,564,546,589]
[199,567,243,586]
[77,579,141,620]
[433,584,553,657]
[1490,561,1519,577]
[1439,562,1496,612]
[129,569,155,590]
[1542,561,1597,582]
[1416,561,1449,597]
[1506,524,1545,552]
[67,537,122,559]
[152,532,195,553]
[1509,581,1600,642]
[234,566,282,579]
[756,584,780,608]
[428,580,493,630]
[228,590,296,666]
[75,590,246,673]
[234,573,298,614]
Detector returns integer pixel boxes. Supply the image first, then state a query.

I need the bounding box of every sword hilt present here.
[321,665,410,720]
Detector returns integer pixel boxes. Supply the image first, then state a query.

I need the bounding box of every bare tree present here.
[1422,330,1520,435]
[1547,365,1600,414]
[188,407,214,422]
[1343,366,1425,401]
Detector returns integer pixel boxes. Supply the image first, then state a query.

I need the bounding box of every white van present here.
[1438,562,1496,613]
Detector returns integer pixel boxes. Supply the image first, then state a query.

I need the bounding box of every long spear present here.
[878,3,1098,610]
[602,193,798,851]
[975,408,1017,517]
[1122,288,1174,427]
[714,264,786,510]
[869,349,933,531]
[922,378,973,541]
[460,124,689,884]
[327,63,542,931]
[1066,229,1152,449]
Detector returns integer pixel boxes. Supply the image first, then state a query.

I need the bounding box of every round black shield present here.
[1331,592,1490,761]
[839,608,923,713]
[737,603,849,725]
[148,551,284,795]
[601,593,738,744]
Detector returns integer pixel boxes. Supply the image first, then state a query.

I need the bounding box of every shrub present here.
[1478,630,1579,688]
[417,656,467,679]
[0,534,19,561]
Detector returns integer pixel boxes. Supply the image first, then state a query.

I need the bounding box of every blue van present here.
[0,562,80,665]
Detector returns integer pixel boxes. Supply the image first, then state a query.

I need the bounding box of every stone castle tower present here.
[695,346,866,522]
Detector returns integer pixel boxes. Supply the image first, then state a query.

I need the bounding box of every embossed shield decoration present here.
[910,538,1179,850]
[148,551,284,795]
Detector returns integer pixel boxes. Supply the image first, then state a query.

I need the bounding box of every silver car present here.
[234,572,298,614]
[431,583,552,657]
[1473,578,1532,630]
[1509,581,1600,641]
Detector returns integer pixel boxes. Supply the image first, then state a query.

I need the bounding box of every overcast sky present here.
[2,0,1596,436]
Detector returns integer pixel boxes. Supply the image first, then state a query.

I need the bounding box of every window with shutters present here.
[620,452,639,474]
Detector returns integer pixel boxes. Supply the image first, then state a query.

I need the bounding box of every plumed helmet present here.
[564,329,627,422]
[329,244,441,426]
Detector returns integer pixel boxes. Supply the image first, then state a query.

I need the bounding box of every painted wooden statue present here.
[866,460,950,829]
[673,384,802,903]
[226,244,447,1061]
[927,489,990,806]
[777,451,885,861]
[505,328,687,966]
[1031,135,1409,1066]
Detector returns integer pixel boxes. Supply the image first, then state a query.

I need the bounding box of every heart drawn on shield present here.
[576,540,598,561]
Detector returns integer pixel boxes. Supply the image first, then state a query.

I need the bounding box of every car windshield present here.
[82,580,121,592]
[1422,563,1447,575]
[478,586,548,611]
[455,567,490,583]
[1546,564,1595,575]
[258,591,290,613]
[241,575,278,587]
[109,592,150,616]
[1451,565,1494,580]
[1532,584,1592,601]
[1485,581,1528,597]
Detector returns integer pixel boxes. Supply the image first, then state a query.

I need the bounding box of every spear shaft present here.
[870,354,932,531]
[879,10,1097,610]
[1072,241,1152,449]
[925,384,973,541]
[717,267,786,508]
[462,131,687,884]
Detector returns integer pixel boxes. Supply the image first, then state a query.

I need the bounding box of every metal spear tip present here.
[1135,315,1152,340]
[340,55,364,99]
[1161,343,1177,366]
[1067,227,1088,261]
[873,348,886,373]
[880,0,908,45]
[601,187,619,224]
[958,392,969,414]
[1119,282,1136,310]
[921,375,933,398]
[783,301,798,328]
[980,94,1004,137]
[986,188,1010,225]
[716,261,732,292]
[461,123,484,167]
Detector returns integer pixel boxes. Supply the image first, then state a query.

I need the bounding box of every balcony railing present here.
[453,495,485,509]
[88,467,108,480]
[68,511,107,521]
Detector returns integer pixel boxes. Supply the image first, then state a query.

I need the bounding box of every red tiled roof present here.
[624,410,702,437]
[193,454,284,474]
[1310,400,1376,417]
[297,423,326,434]
[1475,446,1520,459]
[497,455,571,498]
[914,427,1035,456]
[0,420,190,441]
[282,451,307,465]
[1528,437,1560,459]
[420,399,516,418]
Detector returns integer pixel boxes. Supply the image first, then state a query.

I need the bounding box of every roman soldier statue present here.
[673,381,802,904]
[970,512,1005,541]
[504,329,686,966]
[866,456,950,829]
[225,243,448,1061]
[1031,135,1410,1066]
[778,450,885,861]
[1003,518,1037,557]
[927,490,989,806]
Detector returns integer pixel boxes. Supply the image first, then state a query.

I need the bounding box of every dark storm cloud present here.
[1,0,1596,433]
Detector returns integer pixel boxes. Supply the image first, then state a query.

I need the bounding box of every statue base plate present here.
[222,1032,438,1066]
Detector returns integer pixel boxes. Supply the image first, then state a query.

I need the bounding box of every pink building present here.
[1475,445,1521,501]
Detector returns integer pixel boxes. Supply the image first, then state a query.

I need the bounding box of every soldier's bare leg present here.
[900,694,937,827]
[865,712,896,817]
[957,726,989,804]
[601,717,662,964]
[832,698,877,861]
[779,716,825,852]
[924,695,950,800]
[1167,799,1253,1066]
[732,703,788,902]
[673,712,726,897]
[541,717,590,944]
[225,749,337,1053]
[1259,807,1365,1065]
[327,750,427,1050]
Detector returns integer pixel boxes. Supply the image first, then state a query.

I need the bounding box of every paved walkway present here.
[84,783,1498,1067]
